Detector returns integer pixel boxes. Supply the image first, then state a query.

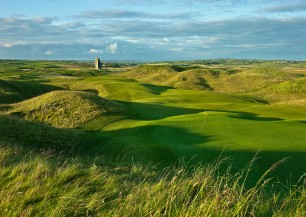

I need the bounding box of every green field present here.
[0,60,305,216]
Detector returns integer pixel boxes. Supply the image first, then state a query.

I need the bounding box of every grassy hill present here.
[120,64,306,108]
[120,65,212,90]
[253,78,306,106]
[0,115,85,152]
[0,79,61,104]
[4,90,125,128]
[124,65,302,90]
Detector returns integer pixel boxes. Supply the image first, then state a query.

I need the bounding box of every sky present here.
[0,0,306,61]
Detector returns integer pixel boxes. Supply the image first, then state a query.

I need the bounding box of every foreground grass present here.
[0,144,304,217]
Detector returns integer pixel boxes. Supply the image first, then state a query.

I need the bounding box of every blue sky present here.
[1,0,306,61]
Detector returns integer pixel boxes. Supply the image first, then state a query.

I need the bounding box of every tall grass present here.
[4,90,125,128]
[0,144,304,217]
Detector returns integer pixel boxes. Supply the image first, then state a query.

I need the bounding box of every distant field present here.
[0,59,305,215]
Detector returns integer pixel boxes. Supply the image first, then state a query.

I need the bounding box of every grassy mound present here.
[0,79,61,104]
[124,65,176,77]
[121,65,304,93]
[253,78,306,106]
[120,65,212,91]
[6,90,125,128]
[185,67,301,93]
[0,115,84,152]
[0,79,24,103]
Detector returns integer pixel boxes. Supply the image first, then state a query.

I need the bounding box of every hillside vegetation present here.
[0,79,60,104]
[4,90,125,128]
[255,78,306,106]
[120,64,306,106]
[0,115,85,151]
[121,65,212,90]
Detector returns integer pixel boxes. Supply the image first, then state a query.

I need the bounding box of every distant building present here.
[95,57,102,70]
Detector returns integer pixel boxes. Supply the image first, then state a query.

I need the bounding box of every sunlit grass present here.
[4,90,125,128]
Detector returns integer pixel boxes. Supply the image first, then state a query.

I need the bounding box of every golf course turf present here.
[0,60,305,216]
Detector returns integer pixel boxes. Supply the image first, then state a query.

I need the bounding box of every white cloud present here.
[125,38,140,44]
[163,38,171,42]
[0,40,28,48]
[0,43,14,48]
[44,50,55,55]
[106,43,118,54]
[170,48,183,52]
[88,48,103,53]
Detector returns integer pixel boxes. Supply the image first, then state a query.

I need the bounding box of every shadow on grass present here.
[115,100,286,124]
[228,112,284,121]
[1,114,305,185]
[116,100,203,120]
[96,124,213,163]
[0,79,63,104]
[81,88,99,94]
[93,123,305,185]
[141,83,174,95]
[0,114,101,154]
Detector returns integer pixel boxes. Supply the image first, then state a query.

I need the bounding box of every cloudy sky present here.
[1,0,306,61]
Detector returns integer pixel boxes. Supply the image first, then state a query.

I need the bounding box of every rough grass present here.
[179,67,302,93]
[4,90,125,128]
[253,78,306,106]
[0,115,85,152]
[119,65,305,95]
[0,79,60,104]
[0,144,305,217]
[120,65,212,91]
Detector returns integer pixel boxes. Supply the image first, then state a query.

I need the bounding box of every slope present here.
[5,90,125,128]
[120,65,212,91]
[253,78,306,106]
[0,79,61,104]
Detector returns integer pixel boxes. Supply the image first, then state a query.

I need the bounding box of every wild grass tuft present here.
[0,143,304,217]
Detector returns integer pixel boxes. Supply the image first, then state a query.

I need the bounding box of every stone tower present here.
[95,57,102,70]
